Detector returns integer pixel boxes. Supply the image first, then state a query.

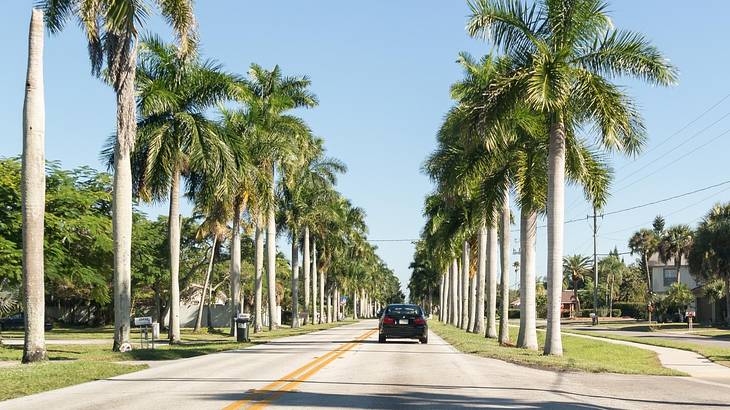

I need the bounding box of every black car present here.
[0,313,53,331]
[378,304,427,344]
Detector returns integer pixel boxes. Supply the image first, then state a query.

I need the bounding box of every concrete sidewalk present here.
[566,332,730,385]
[569,327,730,349]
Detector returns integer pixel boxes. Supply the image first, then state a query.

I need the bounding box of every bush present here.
[613,302,647,319]
[508,309,520,319]
[579,308,621,318]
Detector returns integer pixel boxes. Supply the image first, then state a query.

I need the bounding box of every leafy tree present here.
[658,225,693,284]
[563,255,591,314]
[689,202,730,324]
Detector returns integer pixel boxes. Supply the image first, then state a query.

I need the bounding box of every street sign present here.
[134,316,153,326]
[686,310,696,318]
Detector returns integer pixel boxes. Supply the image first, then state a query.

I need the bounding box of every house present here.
[647,253,697,294]
[647,253,724,323]
[561,290,578,318]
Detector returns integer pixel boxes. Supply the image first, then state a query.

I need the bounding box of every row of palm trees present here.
[20,1,398,363]
[419,0,677,355]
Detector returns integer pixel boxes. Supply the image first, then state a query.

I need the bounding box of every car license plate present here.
[399,319,409,325]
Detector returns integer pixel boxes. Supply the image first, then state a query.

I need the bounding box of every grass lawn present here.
[0,320,355,401]
[429,320,683,376]
[0,361,145,402]
[565,329,730,368]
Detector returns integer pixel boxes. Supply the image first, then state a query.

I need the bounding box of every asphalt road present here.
[3,320,730,409]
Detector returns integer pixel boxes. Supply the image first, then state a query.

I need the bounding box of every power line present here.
[614,127,730,193]
[615,92,730,178]
[390,180,730,242]
[603,179,730,216]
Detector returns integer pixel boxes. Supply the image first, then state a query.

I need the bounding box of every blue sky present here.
[2,1,729,294]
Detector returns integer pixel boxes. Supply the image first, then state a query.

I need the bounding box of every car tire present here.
[378,334,386,343]
[420,337,428,344]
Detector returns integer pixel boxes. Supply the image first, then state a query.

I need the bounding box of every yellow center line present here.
[222,328,377,410]
[247,329,377,410]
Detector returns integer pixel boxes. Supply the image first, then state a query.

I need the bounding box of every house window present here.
[663,268,677,287]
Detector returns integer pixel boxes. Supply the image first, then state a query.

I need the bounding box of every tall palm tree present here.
[689,203,730,325]
[466,0,677,355]
[125,37,236,343]
[214,107,266,334]
[280,137,345,327]
[243,64,318,330]
[659,225,694,284]
[21,8,47,364]
[629,228,659,321]
[563,254,591,315]
[41,0,197,351]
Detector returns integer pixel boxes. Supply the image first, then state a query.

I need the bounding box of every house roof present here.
[561,290,577,304]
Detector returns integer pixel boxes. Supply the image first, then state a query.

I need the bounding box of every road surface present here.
[3,320,730,409]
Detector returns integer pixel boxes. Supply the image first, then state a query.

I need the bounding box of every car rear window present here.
[385,306,421,316]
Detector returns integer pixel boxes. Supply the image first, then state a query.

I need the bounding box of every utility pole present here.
[592,206,599,326]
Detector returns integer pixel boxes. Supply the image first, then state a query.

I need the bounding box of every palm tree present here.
[41,0,197,351]
[563,255,592,315]
[126,37,236,343]
[21,8,47,363]
[658,225,694,284]
[629,228,659,321]
[466,0,677,355]
[690,203,730,325]
[280,137,345,327]
[242,64,318,330]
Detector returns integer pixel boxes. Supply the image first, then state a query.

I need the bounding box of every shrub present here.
[613,302,647,319]
[508,309,520,319]
[579,308,621,318]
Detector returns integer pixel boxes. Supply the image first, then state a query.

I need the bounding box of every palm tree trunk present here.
[441,266,451,323]
[303,227,311,325]
[439,273,445,321]
[21,8,46,363]
[353,287,358,320]
[644,253,653,323]
[573,280,580,317]
[194,235,217,332]
[475,224,487,335]
[499,195,510,345]
[461,242,470,330]
[111,37,138,353]
[312,238,318,324]
[518,209,538,350]
[266,165,278,330]
[291,230,300,328]
[450,259,458,326]
[254,218,264,333]
[230,200,242,336]
[334,287,340,321]
[486,223,498,338]
[725,277,730,326]
[326,290,332,323]
[675,257,682,284]
[468,271,476,332]
[319,269,325,324]
[168,167,182,343]
[456,259,462,325]
[545,120,566,356]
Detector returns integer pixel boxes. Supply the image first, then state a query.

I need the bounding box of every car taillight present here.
[383,316,395,325]
[414,318,426,325]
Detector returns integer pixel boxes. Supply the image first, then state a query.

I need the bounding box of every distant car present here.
[378,304,427,344]
[0,313,53,331]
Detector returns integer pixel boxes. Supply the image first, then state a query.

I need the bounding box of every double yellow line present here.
[223,328,377,410]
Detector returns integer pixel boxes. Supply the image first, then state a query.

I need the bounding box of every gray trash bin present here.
[235,314,251,342]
